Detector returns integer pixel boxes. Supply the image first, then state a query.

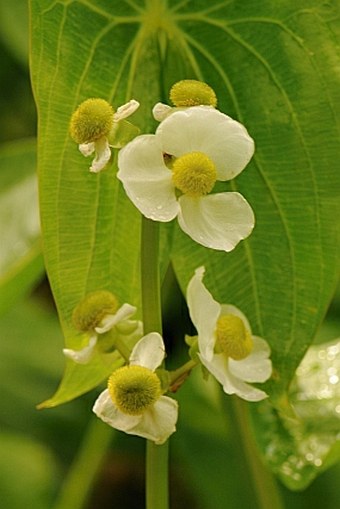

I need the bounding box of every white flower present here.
[80,100,140,173]
[117,106,255,251]
[63,302,142,364]
[187,266,272,401]
[93,333,178,444]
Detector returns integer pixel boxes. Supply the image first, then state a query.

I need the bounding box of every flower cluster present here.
[66,81,272,445]
[70,80,255,252]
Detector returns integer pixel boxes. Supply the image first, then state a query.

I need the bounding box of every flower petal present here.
[156,106,254,180]
[152,102,172,122]
[178,192,255,251]
[63,334,97,364]
[115,319,142,336]
[90,137,111,173]
[114,99,140,121]
[93,391,178,444]
[199,352,268,401]
[129,332,165,370]
[134,396,178,444]
[79,142,95,156]
[93,389,141,429]
[117,134,180,221]
[95,303,137,334]
[228,336,272,383]
[223,371,269,401]
[187,266,220,362]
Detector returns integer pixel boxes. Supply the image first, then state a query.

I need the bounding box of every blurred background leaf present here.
[0,0,339,507]
[0,431,59,509]
[0,0,28,66]
[0,139,44,315]
[250,337,340,491]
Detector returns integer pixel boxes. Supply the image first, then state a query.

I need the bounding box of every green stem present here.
[169,359,198,385]
[229,396,285,509]
[146,440,169,509]
[53,417,114,509]
[113,335,132,362]
[141,216,169,509]
[141,217,162,334]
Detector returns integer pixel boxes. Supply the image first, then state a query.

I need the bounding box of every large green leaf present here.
[30,0,340,407]
[0,139,44,315]
[169,0,340,398]
[29,0,170,404]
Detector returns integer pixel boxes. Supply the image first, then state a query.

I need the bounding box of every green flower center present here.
[72,290,119,332]
[170,80,217,107]
[215,315,253,360]
[108,365,162,415]
[172,152,217,197]
[69,98,114,144]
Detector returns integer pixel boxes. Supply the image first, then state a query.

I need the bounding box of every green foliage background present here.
[0,0,340,508]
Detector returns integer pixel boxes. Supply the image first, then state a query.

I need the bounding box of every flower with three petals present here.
[187,267,272,401]
[70,98,139,173]
[117,106,255,251]
[93,333,178,444]
[63,290,142,364]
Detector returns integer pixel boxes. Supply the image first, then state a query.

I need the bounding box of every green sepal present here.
[108,120,140,149]
[155,368,171,393]
[186,335,200,362]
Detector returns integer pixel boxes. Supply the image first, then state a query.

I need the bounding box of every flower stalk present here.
[141,216,169,509]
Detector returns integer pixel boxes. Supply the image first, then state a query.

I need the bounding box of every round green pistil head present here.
[215,314,253,360]
[172,151,217,197]
[169,80,217,107]
[72,290,119,332]
[69,98,114,144]
[108,365,162,415]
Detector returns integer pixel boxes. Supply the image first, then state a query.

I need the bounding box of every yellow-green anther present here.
[69,98,114,144]
[170,80,217,108]
[172,151,217,197]
[72,290,119,332]
[215,314,253,360]
[108,365,162,415]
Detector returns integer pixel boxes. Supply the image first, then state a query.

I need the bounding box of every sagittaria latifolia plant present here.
[65,79,273,474]
[29,1,340,508]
